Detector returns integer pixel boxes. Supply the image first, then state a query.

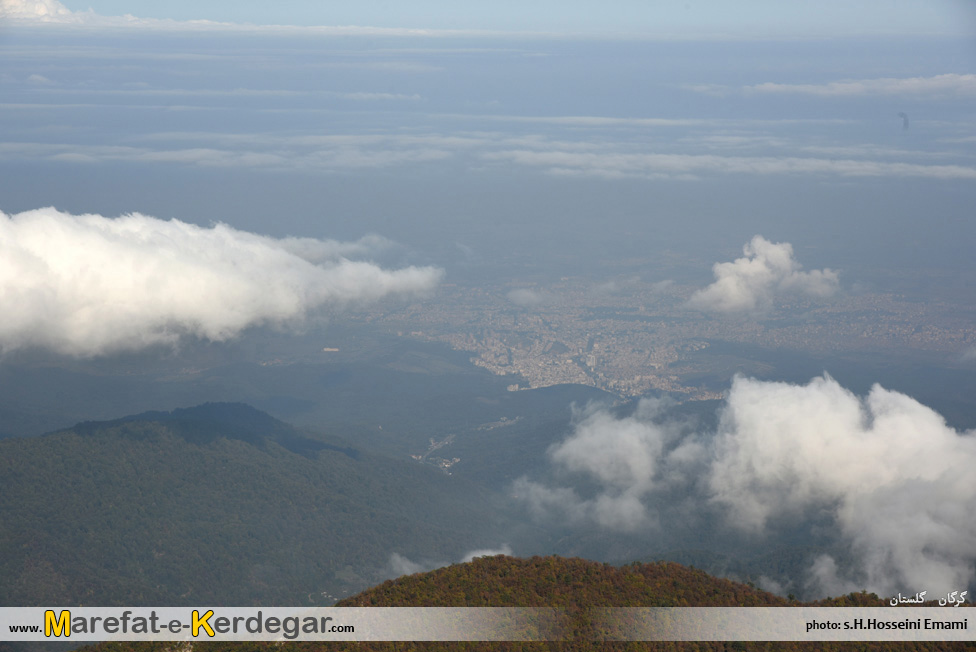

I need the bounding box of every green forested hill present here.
[0,403,515,606]
[336,555,787,608]
[69,555,968,652]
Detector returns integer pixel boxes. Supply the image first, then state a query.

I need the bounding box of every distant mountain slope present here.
[72,402,359,458]
[69,555,962,652]
[0,403,514,606]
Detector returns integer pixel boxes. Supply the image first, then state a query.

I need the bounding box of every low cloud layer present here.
[517,375,976,598]
[5,126,974,182]
[687,235,839,314]
[0,0,508,36]
[688,74,976,99]
[0,207,442,357]
[746,74,976,98]
[483,149,976,181]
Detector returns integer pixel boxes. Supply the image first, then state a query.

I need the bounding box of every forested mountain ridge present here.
[68,555,968,652]
[337,555,787,607]
[0,403,513,606]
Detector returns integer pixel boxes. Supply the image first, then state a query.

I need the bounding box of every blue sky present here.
[41,0,976,36]
[2,0,975,284]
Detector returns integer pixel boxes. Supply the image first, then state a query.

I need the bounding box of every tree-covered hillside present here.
[69,555,970,652]
[0,403,514,606]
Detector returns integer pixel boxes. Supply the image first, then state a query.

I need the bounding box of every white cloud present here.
[4,125,972,181]
[459,545,513,562]
[336,92,423,102]
[2,0,965,40]
[388,552,428,576]
[687,235,839,314]
[0,0,74,22]
[710,374,976,597]
[0,0,533,37]
[686,74,976,99]
[388,545,512,577]
[0,138,458,172]
[515,398,700,532]
[745,74,976,98]
[474,115,712,128]
[516,374,976,598]
[0,207,441,357]
[805,555,861,597]
[483,149,976,181]
[436,113,855,130]
[275,233,398,263]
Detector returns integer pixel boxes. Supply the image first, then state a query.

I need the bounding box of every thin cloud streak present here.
[691,74,976,98]
[484,149,976,180]
[434,113,856,129]
[4,133,974,180]
[0,0,559,38]
[0,141,454,171]
[745,73,976,97]
[7,0,962,40]
[3,119,974,179]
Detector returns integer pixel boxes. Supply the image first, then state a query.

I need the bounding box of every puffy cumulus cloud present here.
[0,0,75,22]
[516,374,976,598]
[687,236,839,314]
[0,207,442,357]
[514,398,704,532]
[711,374,976,597]
[0,0,240,28]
